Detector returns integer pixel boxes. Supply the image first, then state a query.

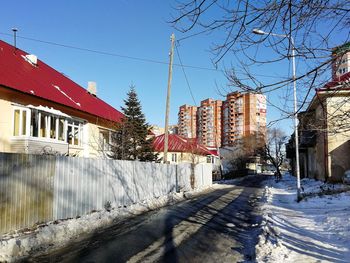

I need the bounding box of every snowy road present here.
[28,175,267,263]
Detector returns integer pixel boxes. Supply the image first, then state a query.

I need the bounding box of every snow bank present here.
[0,185,220,262]
[256,173,350,262]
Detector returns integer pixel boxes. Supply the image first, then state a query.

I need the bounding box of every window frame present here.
[171,153,177,163]
[12,105,84,146]
[12,106,30,137]
[67,119,84,147]
[99,128,112,152]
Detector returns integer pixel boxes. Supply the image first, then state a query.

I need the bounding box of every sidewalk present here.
[256,173,350,262]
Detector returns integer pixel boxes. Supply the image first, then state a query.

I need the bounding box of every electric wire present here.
[175,43,197,105]
[0,32,288,79]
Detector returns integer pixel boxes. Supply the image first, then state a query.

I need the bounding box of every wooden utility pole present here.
[163,33,175,163]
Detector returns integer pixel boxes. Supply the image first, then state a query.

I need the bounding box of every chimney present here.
[87,81,97,97]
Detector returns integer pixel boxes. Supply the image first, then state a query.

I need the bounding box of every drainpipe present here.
[316,90,329,182]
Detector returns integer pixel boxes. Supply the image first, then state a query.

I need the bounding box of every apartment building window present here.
[339,68,348,74]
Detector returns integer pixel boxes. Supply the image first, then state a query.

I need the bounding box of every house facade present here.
[287,42,350,183]
[287,77,350,183]
[152,134,220,166]
[0,40,123,158]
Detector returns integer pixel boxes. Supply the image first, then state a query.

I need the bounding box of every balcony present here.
[10,137,69,155]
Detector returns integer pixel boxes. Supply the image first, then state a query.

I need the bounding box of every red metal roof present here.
[0,40,123,122]
[153,134,217,156]
[322,72,350,89]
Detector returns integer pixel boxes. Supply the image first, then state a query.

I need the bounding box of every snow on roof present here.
[26,105,71,118]
[153,134,217,156]
[0,40,123,123]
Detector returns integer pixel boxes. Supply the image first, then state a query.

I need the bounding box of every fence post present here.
[175,165,179,193]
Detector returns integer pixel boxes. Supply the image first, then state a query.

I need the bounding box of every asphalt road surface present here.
[27,175,267,263]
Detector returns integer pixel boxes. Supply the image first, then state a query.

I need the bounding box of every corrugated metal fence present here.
[0,153,212,235]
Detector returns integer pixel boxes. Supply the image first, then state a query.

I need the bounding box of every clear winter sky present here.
[0,1,340,136]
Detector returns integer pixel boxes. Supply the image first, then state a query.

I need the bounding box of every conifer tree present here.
[111,86,158,161]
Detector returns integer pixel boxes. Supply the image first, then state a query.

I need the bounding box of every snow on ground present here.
[0,184,227,262]
[256,173,350,263]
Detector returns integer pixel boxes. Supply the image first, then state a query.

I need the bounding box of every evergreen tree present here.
[111,86,158,162]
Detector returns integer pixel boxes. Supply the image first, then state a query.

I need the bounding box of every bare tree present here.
[264,127,288,178]
[172,1,350,124]
[186,138,207,188]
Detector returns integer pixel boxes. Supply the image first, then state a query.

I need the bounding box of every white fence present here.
[0,153,212,234]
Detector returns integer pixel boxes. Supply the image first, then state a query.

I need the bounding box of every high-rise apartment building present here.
[197,99,222,149]
[332,42,350,80]
[177,92,266,149]
[222,92,266,147]
[178,104,197,138]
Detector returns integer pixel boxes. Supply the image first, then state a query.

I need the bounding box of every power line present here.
[0,32,288,79]
[0,32,220,72]
[175,43,197,105]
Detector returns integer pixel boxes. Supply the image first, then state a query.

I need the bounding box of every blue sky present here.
[0,1,339,136]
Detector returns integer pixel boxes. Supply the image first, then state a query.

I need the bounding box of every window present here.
[339,68,347,74]
[30,110,39,137]
[67,120,83,146]
[99,129,110,152]
[58,118,65,141]
[13,106,84,145]
[172,153,177,163]
[13,110,20,136]
[13,108,29,136]
[49,116,57,139]
[22,111,27,136]
[40,113,47,137]
[207,156,214,163]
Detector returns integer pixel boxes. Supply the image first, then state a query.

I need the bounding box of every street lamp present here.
[253,28,301,201]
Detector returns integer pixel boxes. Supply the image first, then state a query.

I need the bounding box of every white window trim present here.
[12,104,85,147]
[67,120,84,147]
[12,106,31,137]
[172,153,177,163]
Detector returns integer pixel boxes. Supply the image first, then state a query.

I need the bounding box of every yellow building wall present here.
[326,96,350,182]
[313,104,327,181]
[0,86,119,158]
[157,151,208,164]
[84,123,108,158]
[0,97,13,153]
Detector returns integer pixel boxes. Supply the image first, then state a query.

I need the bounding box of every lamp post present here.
[253,28,301,201]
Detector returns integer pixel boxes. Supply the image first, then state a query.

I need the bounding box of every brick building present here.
[197,99,222,149]
[178,104,197,138]
[222,92,266,147]
[178,92,266,149]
